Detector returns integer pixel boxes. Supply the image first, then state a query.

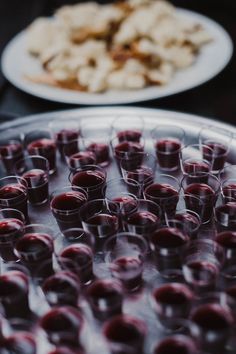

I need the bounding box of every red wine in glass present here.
[183,260,219,292]
[85,213,119,239]
[111,256,143,292]
[184,183,216,223]
[203,142,228,171]
[183,160,211,175]
[0,184,28,220]
[174,213,201,238]
[215,203,236,231]
[40,306,84,347]
[15,233,54,275]
[68,151,96,170]
[0,218,24,261]
[59,244,94,284]
[114,141,144,162]
[51,191,87,231]
[155,139,181,170]
[3,332,36,354]
[152,283,193,328]
[126,211,160,236]
[86,142,110,166]
[22,169,48,205]
[117,130,142,143]
[226,285,236,301]
[144,183,179,217]
[103,315,146,354]
[71,170,106,200]
[112,196,137,217]
[222,183,236,203]
[127,168,154,190]
[216,231,236,265]
[43,271,80,307]
[87,279,123,320]
[27,139,56,173]
[55,129,79,156]
[150,227,189,276]
[0,141,24,174]
[216,231,236,249]
[151,227,189,249]
[191,303,233,353]
[154,335,198,354]
[0,271,30,318]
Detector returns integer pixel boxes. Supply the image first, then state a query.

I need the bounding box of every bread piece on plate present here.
[27,18,68,56]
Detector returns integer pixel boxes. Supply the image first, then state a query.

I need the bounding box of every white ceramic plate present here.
[1,9,233,105]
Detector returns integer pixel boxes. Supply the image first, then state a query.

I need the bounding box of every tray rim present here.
[0,107,235,133]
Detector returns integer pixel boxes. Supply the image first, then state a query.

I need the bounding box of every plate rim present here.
[1,8,234,105]
[0,106,235,133]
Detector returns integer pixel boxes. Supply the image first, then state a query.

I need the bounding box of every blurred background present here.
[0,0,235,124]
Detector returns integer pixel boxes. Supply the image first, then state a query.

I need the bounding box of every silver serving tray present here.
[0,107,236,354]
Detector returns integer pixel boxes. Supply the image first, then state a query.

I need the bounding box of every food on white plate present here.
[26,0,212,93]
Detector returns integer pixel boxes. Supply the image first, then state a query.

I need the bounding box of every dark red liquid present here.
[174,213,200,238]
[104,316,145,354]
[3,333,36,354]
[151,228,188,249]
[0,271,30,318]
[0,218,24,261]
[40,306,83,346]
[86,214,119,239]
[60,244,93,284]
[120,154,144,172]
[215,203,236,231]
[184,260,219,291]
[144,183,178,217]
[87,279,123,320]
[154,336,198,354]
[153,283,193,325]
[112,196,137,217]
[185,183,216,223]
[114,141,144,161]
[51,191,87,231]
[127,167,154,189]
[223,184,236,203]
[68,151,96,170]
[191,304,233,352]
[0,184,28,220]
[27,139,56,172]
[112,256,143,291]
[150,228,189,275]
[43,271,80,307]
[71,170,106,200]
[216,231,236,265]
[23,169,48,205]
[155,139,181,170]
[203,142,228,171]
[192,304,232,329]
[55,129,79,156]
[117,130,142,143]
[15,233,54,275]
[226,285,236,300]
[0,142,24,173]
[127,211,160,235]
[185,183,215,198]
[87,142,110,166]
[216,231,236,249]
[183,160,210,174]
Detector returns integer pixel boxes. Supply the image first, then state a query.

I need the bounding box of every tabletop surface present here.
[0,0,235,125]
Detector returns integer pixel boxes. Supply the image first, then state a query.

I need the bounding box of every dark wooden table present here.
[0,0,235,125]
